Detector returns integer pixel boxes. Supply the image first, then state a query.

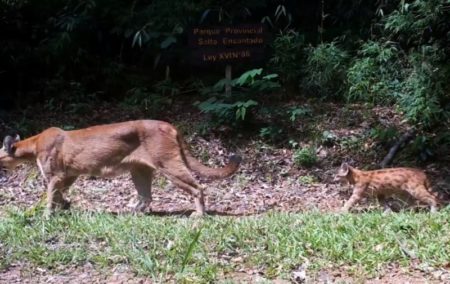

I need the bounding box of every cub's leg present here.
[130,165,154,212]
[406,185,439,213]
[159,158,205,217]
[342,186,365,212]
[377,194,392,213]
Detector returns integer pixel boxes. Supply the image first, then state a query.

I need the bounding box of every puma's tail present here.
[178,134,242,179]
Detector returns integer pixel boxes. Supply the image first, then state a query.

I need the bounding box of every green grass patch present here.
[0,208,449,282]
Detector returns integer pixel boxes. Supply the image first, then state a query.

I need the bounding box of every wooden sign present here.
[188,24,267,65]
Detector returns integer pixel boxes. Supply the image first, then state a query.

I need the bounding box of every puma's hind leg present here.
[159,158,205,217]
[130,165,154,213]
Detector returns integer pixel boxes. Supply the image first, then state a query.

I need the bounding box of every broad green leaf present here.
[160,36,176,49]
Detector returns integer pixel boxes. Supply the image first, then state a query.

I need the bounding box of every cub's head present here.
[334,162,353,183]
[0,135,21,170]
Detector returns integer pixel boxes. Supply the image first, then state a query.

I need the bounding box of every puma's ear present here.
[3,135,20,155]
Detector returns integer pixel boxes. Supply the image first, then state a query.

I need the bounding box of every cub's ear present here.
[3,134,20,155]
[339,162,350,176]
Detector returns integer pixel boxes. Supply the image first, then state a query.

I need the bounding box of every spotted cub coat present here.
[335,163,441,212]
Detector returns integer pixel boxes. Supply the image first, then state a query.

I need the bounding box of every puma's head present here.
[334,162,352,183]
[0,135,21,170]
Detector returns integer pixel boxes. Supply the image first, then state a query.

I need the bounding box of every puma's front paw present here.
[189,211,205,218]
[128,196,152,213]
[340,207,350,213]
[43,208,54,219]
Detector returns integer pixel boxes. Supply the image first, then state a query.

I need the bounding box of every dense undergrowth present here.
[2,1,449,163]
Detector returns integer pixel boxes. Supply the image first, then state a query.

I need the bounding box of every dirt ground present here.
[1,260,449,284]
[1,101,449,283]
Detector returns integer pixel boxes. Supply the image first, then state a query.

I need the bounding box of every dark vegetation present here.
[1,0,449,161]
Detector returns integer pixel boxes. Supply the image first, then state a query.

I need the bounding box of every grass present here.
[0,208,449,282]
[297,175,317,185]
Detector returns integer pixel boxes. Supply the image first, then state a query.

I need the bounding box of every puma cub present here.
[335,163,441,212]
[0,120,241,217]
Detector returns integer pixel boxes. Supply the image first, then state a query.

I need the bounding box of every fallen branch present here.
[380,129,416,168]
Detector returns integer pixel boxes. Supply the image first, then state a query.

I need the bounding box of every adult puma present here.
[0,120,241,217]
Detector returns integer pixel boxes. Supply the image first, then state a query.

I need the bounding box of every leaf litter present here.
[0,100,449,283]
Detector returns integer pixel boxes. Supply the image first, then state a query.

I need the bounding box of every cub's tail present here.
[178,134,242,179]
[425,179,449,205]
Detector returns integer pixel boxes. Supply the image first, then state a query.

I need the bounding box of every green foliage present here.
[234,68,280,92]
[301,42,349,98]
[269,31,304,84]
[43,79,100,115]
[235,68,263,85]
[344,0,450,130]
[339,135,365,152]
[383,0,448,47]
[153,79,181,96]
[121,86,173,115]
[383,0,450,129]
[1,0,449,136]
[409,135,434,162]
[434,131,450,150]
[261,2,294,32]
[320,130,338,146]
[398,49,449,128]
[197,98,258,123]
[196,68,280,126]
[297,174,317,185]
[181,227,203,273]
[257,105,311,142]
[10,112,35,137]
[293,146,317,167]
[346,41,403,104]
[234,100,259,120]
[369,126,399,146]
[259,126,283,141]
[287,106,312,122]
[2,0,266,105]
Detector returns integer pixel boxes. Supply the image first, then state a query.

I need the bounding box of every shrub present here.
[369,126,399,146]
[196,68,280,126]
[383,0,448,47]
[293,146,317,167]
[298,175,317,185]
[301,41,349,98]
[398,48,449,128]
[269,31,304,85]
[345,0,450,130]
[121,85,173,115]
[346,41,403,104]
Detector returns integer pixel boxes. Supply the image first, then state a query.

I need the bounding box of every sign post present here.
[189,24,267,95]
[225,64,232,96]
